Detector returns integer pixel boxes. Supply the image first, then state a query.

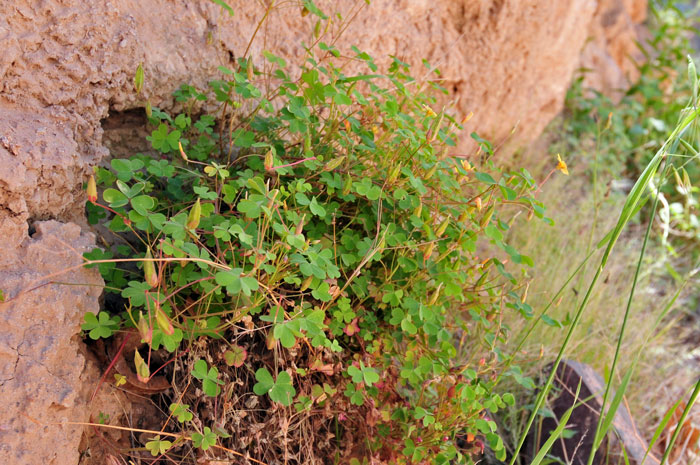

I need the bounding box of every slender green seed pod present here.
[144,248,159,288]
[154,303,174,336]
[187,198,201,230]
[436,217,450,237]
[134,350,150,383]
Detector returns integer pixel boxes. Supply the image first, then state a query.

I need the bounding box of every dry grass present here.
[502,143,699,463]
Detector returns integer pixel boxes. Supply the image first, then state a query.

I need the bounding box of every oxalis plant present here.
[79,16,554,465]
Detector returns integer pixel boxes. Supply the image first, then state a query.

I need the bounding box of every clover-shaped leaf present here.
[347,362,379,387]
[191,359,223,397]
[169,402,193,423]
[224,345,247,367]
[81,312,120,340]
[215,269,259,296]
[145,435,172,456]
[253,367,296,406]
[191,426,217,451]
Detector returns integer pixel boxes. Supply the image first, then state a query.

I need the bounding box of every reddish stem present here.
[90,333,131,402]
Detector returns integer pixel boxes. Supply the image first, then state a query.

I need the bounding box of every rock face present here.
[0,221,103,465]
[581,0,649,96]
[0,0,647,463]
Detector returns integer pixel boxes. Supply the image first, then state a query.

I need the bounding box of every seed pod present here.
[475,269,489,287]
[376,237,386,251]
[435,217,450,237]
[422,242,435,262]
[428,283,442,305]
[475,197,483,211]
[314,20,321,38]
[324,156,345,172]
[387,164,401,184]
[295,214,305,235]
[134,63,144,94]
[428,110,445,142]
[458,210,469,224]
[154,302,174,336]
[246,57,254,81]
[266,330,276,350]
[304,133,311,155]
[413,201,423,218]
[300,275,313,292]
[145,99,153,118]
[266,190,278,210]
[87,175,97,203]
[143,248,159,288]
[342,175,353,195]
[479,205,494,228]
[424,164,438,180]
[264,151,274,172]
[134,350,150,383]
[178,141,189,162]
[136,312,152,344]
[187,198,201,230]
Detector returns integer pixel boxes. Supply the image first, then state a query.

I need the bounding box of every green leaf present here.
[594,366,634,449]
[274,321,299,348]
[530,382,581,465]
[302,0,328,19]
[192,427,217,451]
[253,367,275,395]
[237,198,262,218]
[130,195,156,216]
[215,269,259,296]
[191,359,223,396]
[269,371,296,406]
[309,197,326,217]
[145,436,172,456]
[81,312,119,340]
[168,403,193,423]
[254,368,296,406]
[474,172,497,185]
[311,281,333,302]
[102,188,128,208]
[541,314,562,328]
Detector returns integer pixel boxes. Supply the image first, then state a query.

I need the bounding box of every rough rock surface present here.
[0,0,646,463]
[581,0,649,96]
[0,221,103,465]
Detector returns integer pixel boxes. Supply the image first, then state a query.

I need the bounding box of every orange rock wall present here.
[0,1,646,463]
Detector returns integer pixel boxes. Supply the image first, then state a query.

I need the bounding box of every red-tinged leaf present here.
[224,345,247,367]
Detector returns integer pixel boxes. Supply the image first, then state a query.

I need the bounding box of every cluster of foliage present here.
[82,7,552,465]
[551,4,700,265]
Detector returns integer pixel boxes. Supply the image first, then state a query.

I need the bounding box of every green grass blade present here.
[594,367,634,449]
[529,382,582,465]
[641,397,685,465]
[586,105,700,465]
[511,90,700,465]
[659,378,700,465]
